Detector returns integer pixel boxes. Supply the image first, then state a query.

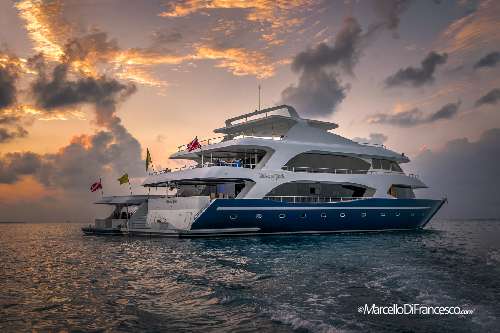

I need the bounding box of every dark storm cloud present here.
[31,62,136,127]
[373,0,413,32]
[281,71,348,117]
[0,152,41,184]
[0,64,17,109]
[475,88,500,107]
[281,17,364,117]
[385,52,448,88]
[474,51,500,69]
[411,128,500,218]
[370,102,460,127]
[291,17,363,75]
[352,133,388,145]
[0,126,28,143]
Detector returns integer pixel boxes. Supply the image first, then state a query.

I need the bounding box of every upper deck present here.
[171,104,409,164]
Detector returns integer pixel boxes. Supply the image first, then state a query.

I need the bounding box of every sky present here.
[0,0,499,222]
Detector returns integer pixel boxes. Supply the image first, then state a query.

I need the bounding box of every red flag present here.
[187,136,202,151]
[90,180,102,192]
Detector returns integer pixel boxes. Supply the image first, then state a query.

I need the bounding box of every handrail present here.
[356,142,387,149]
[149,162,256,175]
[177,136,225,152]
[264,196,366,203]
[149,164,420,179]
[279,166,419,178]
[176,133,283,152]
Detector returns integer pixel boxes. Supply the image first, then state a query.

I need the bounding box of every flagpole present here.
[99,177,104,198]
[128,180,133,195]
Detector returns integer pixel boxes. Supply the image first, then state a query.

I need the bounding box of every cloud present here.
[474,51,500,69]
[0,152,42,184]
[291,17,363,75]
[31,61,136,127]
[372,0,413,33]
[281,70,348,117]
[385,51,448,88]
[369,102,461,127]
[411,128,500,218]
[352,133,388,145]
[436,1,500,56]
[281,17,365,117]
[475,88,500,107]
[159,0,313,45]
[0,62,18,109]
[0,126,28,144]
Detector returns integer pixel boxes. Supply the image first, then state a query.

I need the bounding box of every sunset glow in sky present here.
[1,0,499,221]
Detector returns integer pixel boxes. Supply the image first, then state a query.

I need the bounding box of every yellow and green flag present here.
[117,173,129,185]
[146,148,152,171]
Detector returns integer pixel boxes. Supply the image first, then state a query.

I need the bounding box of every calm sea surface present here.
[1,220,499,332]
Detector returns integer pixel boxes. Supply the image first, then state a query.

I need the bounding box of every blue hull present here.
[186,198,446,236]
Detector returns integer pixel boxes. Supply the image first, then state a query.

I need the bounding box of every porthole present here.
[229,214,238,220]
[340,212,346,218]
[256,213,263,220]
[380,212,386,217]
[395,212,400,217]
[300,212,307,219]
[321,213,327,219]
[361,212,367,218]
[279,213,286,219]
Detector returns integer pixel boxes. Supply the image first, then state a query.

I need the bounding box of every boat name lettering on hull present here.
[259,173,285,181]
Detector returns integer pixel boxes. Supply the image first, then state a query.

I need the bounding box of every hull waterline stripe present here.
[216,206,430,211]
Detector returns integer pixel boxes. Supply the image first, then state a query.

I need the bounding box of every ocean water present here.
[1,220,499,332]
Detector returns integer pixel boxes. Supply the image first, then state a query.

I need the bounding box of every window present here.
[256,214,263,220]
[279,213,286,219]
[266,182,373,200]
[372,158,402,172]
[388,185,415,199]
[361,212,367,218]
[300,212,307,219]
[229,214,238,220]
[284,153,370,173]
[321,213,327,218]
[340,212,346,218]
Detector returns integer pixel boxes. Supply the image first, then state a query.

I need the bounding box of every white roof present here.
[214,104,337,138]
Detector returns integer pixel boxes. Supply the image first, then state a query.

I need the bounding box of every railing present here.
[149,161,256,175]
[264,196,366,203]
[176,134,283,152]
[280,166,418,178]
[281,166,369,174]
[149,164,420,179]
[356,142,387,149]
[177,136,225,152]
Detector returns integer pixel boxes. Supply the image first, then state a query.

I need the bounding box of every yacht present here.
[84,105,446,237]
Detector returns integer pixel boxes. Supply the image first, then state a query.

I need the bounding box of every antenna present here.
[258,84,261,111]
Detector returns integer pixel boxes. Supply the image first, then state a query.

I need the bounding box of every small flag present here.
[187,136,201,151]
[90,179,102,192]
[146,148,152,171]
[118,173,129,185]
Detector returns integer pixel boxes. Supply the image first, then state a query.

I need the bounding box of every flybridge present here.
[214,104,338,138]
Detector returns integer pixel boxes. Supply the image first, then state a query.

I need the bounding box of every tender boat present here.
[84,105,446,237]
